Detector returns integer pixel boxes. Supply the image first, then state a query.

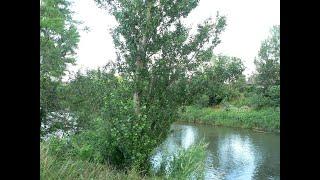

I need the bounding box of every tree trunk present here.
[133,2,151,116]
[133,89,140,115]
[134,36,146,116]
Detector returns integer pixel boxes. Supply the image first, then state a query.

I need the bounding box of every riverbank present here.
[178,106,280,133]
[41,143,157,180]
[41,140,207,180]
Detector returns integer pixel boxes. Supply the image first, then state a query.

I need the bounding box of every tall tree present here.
[254,25,280,91]
[95,0,226,171]
[40,0,80,137]
[205,55,245,105]
[250,25,280,108]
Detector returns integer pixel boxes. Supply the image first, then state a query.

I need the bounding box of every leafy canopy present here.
[254,25,280,90]
[94,0,226,171]
[40,0,80,137]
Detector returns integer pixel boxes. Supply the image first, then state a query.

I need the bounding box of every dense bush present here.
[69,125,109,163]
[61,68,119,131]
[265,85,280,107]
[246,85,280,109]
[52,77,167,172]
[202,55,246,106]
[195,95,210,108]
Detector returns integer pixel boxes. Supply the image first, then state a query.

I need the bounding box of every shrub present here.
[266,85,280,107]
[248,93,270,109]
[195,95,210,108]
[246,85,280,109]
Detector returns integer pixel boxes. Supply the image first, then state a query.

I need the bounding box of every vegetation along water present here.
[40,0,280,179]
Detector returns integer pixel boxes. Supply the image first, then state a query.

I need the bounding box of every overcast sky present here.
[66,0,279,79]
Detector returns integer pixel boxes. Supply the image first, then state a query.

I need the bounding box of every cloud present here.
[67,0,279,78]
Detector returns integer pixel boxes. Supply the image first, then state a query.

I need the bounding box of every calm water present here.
[151,122,280,180]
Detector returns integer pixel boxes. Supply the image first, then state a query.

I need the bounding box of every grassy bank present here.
[40,143,150,180]
[179,106,280,132]
[41,141,207,180]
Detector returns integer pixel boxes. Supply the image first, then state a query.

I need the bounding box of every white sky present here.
[66,0,279,79]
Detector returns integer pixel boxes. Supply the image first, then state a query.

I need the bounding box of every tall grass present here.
[40,143,158,180]
[152,141,207,180]
[41,140,208,179]
[166,142,207,180]
[179,106,280,132]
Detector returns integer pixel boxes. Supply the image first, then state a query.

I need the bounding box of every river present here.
[151,122,280,180]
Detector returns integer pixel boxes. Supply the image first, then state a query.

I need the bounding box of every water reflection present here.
[216,135,258,180]
[151,125,198,173]
[151,123,280,180]
[180,125,197,149]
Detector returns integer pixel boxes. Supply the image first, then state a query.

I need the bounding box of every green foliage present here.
[41,0,280,178]
[41,143,157,180]
[229,94,251,107]
[245,85,280,109]
[190,55,246,106]
[244,25,280,109]
[62,67,119,130]
[179,106,280,132]
[69,128,107,163]
[46,137,72,160]
[40,0,80,78]
[265,85,280,106]
[40,0,80,137]
[221,99,233,111]
[194,95,210,108]
[166,142,207,180]
[94,0,226,171]
[247,93,270,109]
[254,25,280,91]
[187,25,280,110]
